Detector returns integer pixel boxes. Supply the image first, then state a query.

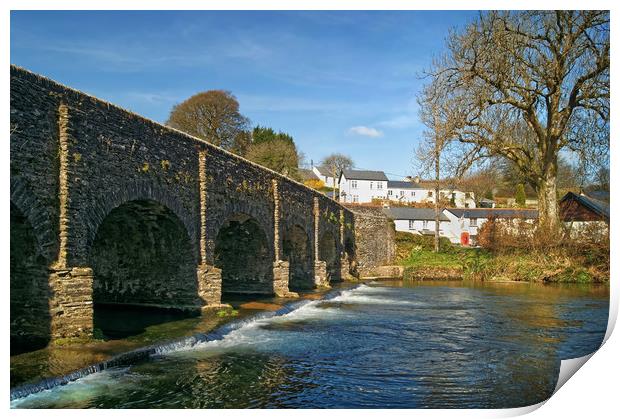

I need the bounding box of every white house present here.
[386,179,476,208]
[443,208,539,245]
[334,168,475,207]
[338,170,388,203]
[386,181,431,204]
[383,207,452,237]
[312,165,337,188]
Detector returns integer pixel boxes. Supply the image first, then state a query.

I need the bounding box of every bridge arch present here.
[83,180,199,265]
[214,213,274,297]
[283,223,313,290]
[10,201,52,354]
[10,178,55,353]
[10,177,57,263]
[319,230,341,283]
[89,199,201,335]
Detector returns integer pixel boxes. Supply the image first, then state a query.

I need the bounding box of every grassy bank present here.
[395,232,608,283]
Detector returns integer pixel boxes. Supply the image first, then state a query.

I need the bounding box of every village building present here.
[383,207,452,237]
[336,170,475,207]
[559,192,609,236]
[338,169,389,203]
[312,165,338,188]
[385,180,430,204]
[443,208,539,245]
[385,177,475,208]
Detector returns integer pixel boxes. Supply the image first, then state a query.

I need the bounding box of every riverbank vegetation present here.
[395,224,609,283]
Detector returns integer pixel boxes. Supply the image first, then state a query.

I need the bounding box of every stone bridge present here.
[10,66,364,352]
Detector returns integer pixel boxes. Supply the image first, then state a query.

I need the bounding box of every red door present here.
[460,232,470,246]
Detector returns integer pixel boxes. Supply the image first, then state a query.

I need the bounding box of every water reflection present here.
[12,281,608,409]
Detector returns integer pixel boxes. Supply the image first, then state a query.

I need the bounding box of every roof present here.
[387,180,426,189]
[298,168,320,182]
[313,165,334,176]
[383,207,450,221]
[446,208,539,219]
[341,169,388,181]
[560,192,609,220]
[585,190,610,203]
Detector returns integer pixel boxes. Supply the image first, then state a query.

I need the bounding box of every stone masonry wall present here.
[346,206,396,277]
[10,65,364,342]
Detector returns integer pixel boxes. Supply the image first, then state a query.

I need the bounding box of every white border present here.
[3,1,618,418]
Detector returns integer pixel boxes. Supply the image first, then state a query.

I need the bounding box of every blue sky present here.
[11,10,477,178]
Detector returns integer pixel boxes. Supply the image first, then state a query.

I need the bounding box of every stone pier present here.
[196,264,224,308]
[273,260,298,297]
[48,267,93,339]
[314,261,330,288]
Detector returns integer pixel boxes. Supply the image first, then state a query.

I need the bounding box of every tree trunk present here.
[536,163,559,230]
[434,146,440,253]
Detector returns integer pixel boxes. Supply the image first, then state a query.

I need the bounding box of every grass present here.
[216,309,239,318]
[395,232,488,268]
[394,231,608,283]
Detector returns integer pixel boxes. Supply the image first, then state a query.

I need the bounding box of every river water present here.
[11,280,609,409]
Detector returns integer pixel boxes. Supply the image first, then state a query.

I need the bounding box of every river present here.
[11,280,609,409]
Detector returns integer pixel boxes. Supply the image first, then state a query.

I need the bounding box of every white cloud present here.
[348,126,384,138]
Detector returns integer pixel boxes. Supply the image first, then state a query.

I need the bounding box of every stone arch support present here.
[10,177,57,264]
[89,199,201,312]
[205,198,274,266]
[80,179,200,266]
[214,213,275,296]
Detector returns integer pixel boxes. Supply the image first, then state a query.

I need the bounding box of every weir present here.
[10,285,361,402]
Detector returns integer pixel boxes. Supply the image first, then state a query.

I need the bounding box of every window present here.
[408,220,415,230]
[411,191,415,196]
[470,218,477,227]
[370,181,374,189]
[428,191,433,197]
[423,220,429,229]
[353,195,359,203]
[388,190,393,196]
[377,182,383,189]
[351,180,358,189]
[400,190,405,197]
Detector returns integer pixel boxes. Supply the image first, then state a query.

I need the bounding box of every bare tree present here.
[424,11,609,229]
[321,153,354,201]
[167,90,250,151]
[459,165,501,205]
[416,82,455,253]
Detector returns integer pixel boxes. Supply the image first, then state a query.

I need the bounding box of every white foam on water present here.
[11,368,129,409]
[173,299,345,355]
[331,285,419,306]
